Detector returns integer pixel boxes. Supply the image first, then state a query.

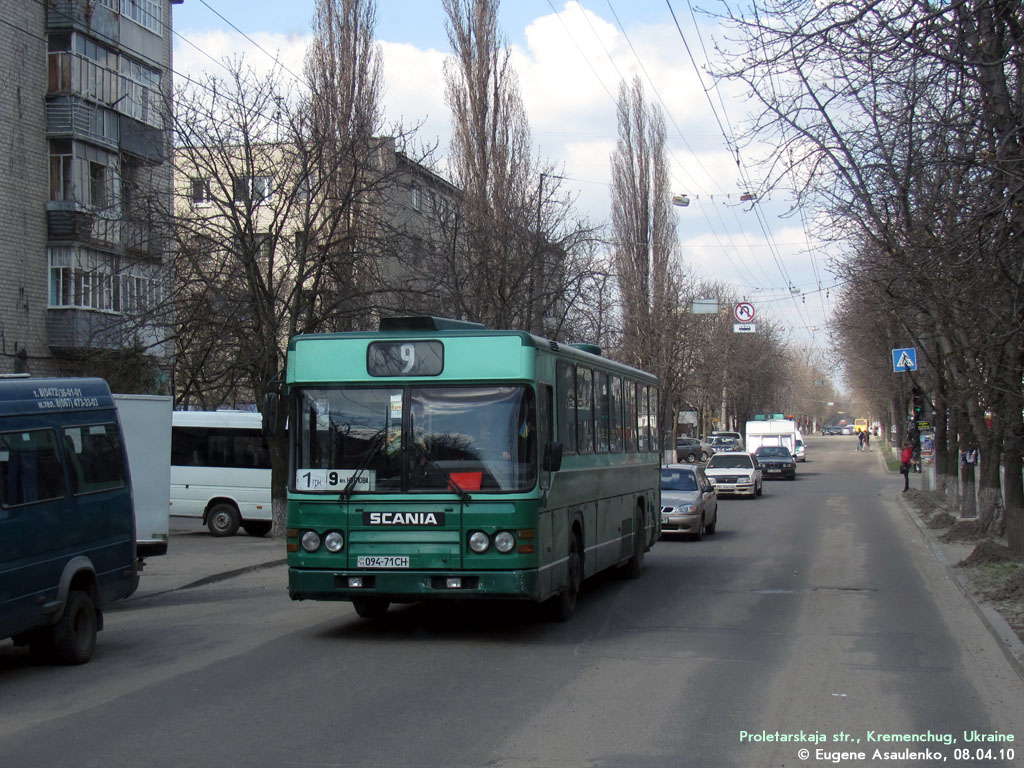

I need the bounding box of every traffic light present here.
[912,387,924,417]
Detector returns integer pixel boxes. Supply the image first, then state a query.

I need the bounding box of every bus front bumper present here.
[289,567,541,602]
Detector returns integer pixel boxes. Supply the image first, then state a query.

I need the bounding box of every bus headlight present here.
[301,530,321,552]
[468,531,490,553]
[324,531,345,553]
[494,531,516,553]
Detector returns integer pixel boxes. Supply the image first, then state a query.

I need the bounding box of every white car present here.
[704,451,763,498]
[794,439,806,462]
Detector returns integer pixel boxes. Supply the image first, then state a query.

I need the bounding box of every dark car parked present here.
[676,437,712,463]
[753,446,797,480]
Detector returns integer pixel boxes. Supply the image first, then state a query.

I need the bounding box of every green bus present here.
[277,317,661,620]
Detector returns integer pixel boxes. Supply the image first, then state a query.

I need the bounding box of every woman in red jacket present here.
[899,441,913,492]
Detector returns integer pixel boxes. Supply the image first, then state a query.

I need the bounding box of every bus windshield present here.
[294,385,537,493]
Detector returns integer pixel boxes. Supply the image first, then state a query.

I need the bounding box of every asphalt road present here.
[2,436,1022,767]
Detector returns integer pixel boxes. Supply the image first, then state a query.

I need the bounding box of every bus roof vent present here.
[378,316,487,332]
[569,343,602,356]
[548,341,560,353]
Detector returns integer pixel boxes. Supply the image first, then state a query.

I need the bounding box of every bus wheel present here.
[622,512,645,579]
[548,532,582,622]
[48,590,98,665]
[242,520,272,537]
[207,503,241,537]
[352,597,390,619]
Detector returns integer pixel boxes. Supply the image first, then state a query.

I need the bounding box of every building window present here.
[49,140,74,202]
[411,184,421,211]
[251,176,273,202]
[256,233,273,261]
[90,162,108,209]
[232,175,273,204]
[191,177,212,206]
[49,247,162,314]
[120,0,163,35]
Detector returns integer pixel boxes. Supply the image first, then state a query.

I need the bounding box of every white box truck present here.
[745,419,798,455]
[114,394,172,558]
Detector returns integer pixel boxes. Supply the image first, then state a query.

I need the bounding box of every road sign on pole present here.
[734,302,755,322]
[892,347,917,372]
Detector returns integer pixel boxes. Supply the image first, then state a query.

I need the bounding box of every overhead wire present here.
[665,0,823,337]
[576,1,767,289]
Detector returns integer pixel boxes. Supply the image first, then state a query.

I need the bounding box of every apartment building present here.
[0,0,178,390]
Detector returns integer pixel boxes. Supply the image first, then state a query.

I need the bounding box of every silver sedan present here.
[660,464,718,539]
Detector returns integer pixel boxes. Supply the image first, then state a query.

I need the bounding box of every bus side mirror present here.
[263,393,278,437]
[543,441,563,472]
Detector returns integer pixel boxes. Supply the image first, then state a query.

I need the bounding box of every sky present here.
[170,0,845,375]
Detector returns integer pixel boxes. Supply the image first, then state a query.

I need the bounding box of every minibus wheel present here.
[207,503,241,537]
[48,590,98,665]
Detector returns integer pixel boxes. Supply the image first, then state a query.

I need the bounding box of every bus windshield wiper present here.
[340,429,386,501]
[412,439,471,502]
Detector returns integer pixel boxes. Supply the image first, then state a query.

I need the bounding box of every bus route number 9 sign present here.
[367,341,444,377]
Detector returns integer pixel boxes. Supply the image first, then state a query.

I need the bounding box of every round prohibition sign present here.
[734,302,756,322]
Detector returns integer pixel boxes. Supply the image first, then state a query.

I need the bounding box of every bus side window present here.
[610,376,622,453]
[649,387,659,453]
[63,424,126,494]
[577,367,594,454]
[624,379,637,452]
[0,430,67,506]
[556,361,577,454]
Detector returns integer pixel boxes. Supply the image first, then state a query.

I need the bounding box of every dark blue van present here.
[0,377,139,664]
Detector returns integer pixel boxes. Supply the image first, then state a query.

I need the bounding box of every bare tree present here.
[174,0,403,534]
[709,0,1024,550]
[439,0,542,331]
[610,76,684,447]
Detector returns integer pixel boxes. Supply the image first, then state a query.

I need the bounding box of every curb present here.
[130,558,288,602]
[893,484,1024,685]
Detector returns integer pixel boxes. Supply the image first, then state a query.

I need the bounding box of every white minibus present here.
[170,411,271,537]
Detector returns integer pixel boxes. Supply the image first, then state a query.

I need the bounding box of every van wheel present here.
[242,520,272,537]
[352,597,390,619]
[48,590,98,665]
[547,532,582,621]
[207,503,241,537]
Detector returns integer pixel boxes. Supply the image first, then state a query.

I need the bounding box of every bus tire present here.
[352,597,390,619]
[47,590,98,665]
[207,503,241,537]
[242,520,272,537]
[547,531,582,622]
[622,511,645,579]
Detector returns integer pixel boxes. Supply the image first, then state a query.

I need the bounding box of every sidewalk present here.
[131,516,286,600]
[880,450,1024,683]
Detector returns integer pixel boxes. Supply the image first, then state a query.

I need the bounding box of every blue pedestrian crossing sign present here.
[892,347,917,372]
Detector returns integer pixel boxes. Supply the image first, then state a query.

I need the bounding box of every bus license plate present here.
[357,555,410,569]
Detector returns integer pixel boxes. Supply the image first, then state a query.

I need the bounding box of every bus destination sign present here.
[367,341,444,377]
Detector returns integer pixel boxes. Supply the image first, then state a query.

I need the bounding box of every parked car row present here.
[675,430,745,463]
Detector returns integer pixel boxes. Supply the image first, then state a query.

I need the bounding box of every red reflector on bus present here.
[449,472,482,491]
[518,544,535,554]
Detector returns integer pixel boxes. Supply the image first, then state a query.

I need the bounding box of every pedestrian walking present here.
[857,430,865,452]
[864,430,871,451]
[900,441,913,491]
